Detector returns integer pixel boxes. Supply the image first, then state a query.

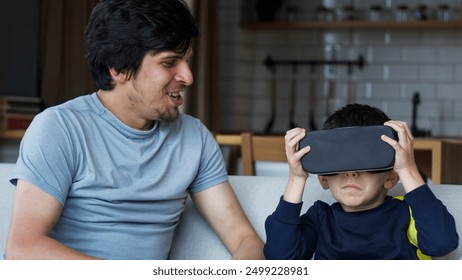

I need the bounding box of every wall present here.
[218,0,462,137]
[0,0,39,97]
[0,0,39,162]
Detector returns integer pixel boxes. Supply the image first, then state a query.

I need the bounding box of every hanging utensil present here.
[411,92,430,137]
[308,65,317,131]
[346,65,355,105]
[325,64,336,117]
[289,65,298,129]
[324,44,339,117]
[264,72,277,133]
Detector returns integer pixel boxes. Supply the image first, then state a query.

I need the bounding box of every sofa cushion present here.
[0,163,15,254]
[426,184,462,260]
[168,176,290,259]
[169,175,352,259]
[2,162,460,260]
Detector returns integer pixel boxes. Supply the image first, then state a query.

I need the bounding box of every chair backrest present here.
[214,134,242,175]
[215,134,241,146]
[241,132,286,176]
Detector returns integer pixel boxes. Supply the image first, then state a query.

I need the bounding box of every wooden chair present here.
[214,134,242,175]
[240,132,286,176]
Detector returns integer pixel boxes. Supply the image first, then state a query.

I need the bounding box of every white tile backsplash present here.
[388,64,420,81]
[437,47,462,62]
[421,30,460,46]
[402,47,437,62]
[419,65,454,81]
[370,47,402,62]
[217,0,462,136]
[455,65,462,80]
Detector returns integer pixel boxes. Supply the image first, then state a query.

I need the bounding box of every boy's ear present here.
[384,171,399,190]
[318,175,330,190]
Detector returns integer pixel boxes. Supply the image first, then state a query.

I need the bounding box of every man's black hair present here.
[85,0,199,90]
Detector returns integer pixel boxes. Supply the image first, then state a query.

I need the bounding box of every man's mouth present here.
[166,91,184,107]
[167,92,181,100]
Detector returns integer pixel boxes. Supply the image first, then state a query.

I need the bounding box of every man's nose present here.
[176,62,193,86]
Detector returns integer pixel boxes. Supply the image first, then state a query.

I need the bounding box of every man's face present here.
[127,47,194,124]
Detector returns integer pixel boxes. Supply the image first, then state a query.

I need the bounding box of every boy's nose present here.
[344,172,359,177]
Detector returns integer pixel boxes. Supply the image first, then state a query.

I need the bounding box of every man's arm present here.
[190,181,264,259]
[5,180,99,260]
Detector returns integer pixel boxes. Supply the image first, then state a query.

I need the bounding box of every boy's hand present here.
[283,128,311,203]
[285,128,310,179]
[382,120,425,192]
[382,121,415,173]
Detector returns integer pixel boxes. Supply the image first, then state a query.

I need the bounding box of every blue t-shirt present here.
[9,93,228,259]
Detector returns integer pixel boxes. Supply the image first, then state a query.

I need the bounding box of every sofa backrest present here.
[169,175,462,260]
[1,162,460,260]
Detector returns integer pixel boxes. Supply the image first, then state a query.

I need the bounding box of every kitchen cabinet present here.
[414,139,462,185]
[241,20,462,31]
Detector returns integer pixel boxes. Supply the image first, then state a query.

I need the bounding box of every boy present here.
[264,103,459,259]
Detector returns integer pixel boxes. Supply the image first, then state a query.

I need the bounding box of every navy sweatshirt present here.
[264,184,459,260]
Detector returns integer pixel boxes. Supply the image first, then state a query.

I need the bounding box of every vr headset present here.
[299,125,398,175]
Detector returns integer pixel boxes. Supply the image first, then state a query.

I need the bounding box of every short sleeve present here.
[187,121,228,192]
[11,109,76,205]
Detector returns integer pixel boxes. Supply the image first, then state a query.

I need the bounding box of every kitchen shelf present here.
[241,20,462,31]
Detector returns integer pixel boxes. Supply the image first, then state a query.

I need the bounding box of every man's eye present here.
[162,61,176,67]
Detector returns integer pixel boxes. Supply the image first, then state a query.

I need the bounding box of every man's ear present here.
[384,171,399,190]
[109,67,128,84]
[318,175,330,190]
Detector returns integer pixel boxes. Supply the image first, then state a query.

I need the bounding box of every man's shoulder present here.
[168,113,206,133]
[28,94,99,134]
[36,93,100,121]
[49,93,97,112]
[178,113,201,124]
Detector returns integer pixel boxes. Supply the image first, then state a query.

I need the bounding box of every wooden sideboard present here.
[414,139,462,185]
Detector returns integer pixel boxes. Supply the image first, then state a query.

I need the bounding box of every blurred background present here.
[3,0,462,171]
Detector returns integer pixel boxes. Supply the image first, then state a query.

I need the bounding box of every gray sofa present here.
[1,163,461,259]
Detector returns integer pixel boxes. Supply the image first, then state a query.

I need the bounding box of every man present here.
[5,0,264,260]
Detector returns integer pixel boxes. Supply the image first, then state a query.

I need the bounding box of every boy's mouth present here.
[343,184,361,190]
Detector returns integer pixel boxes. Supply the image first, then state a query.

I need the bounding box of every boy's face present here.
[318,171,398,212]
